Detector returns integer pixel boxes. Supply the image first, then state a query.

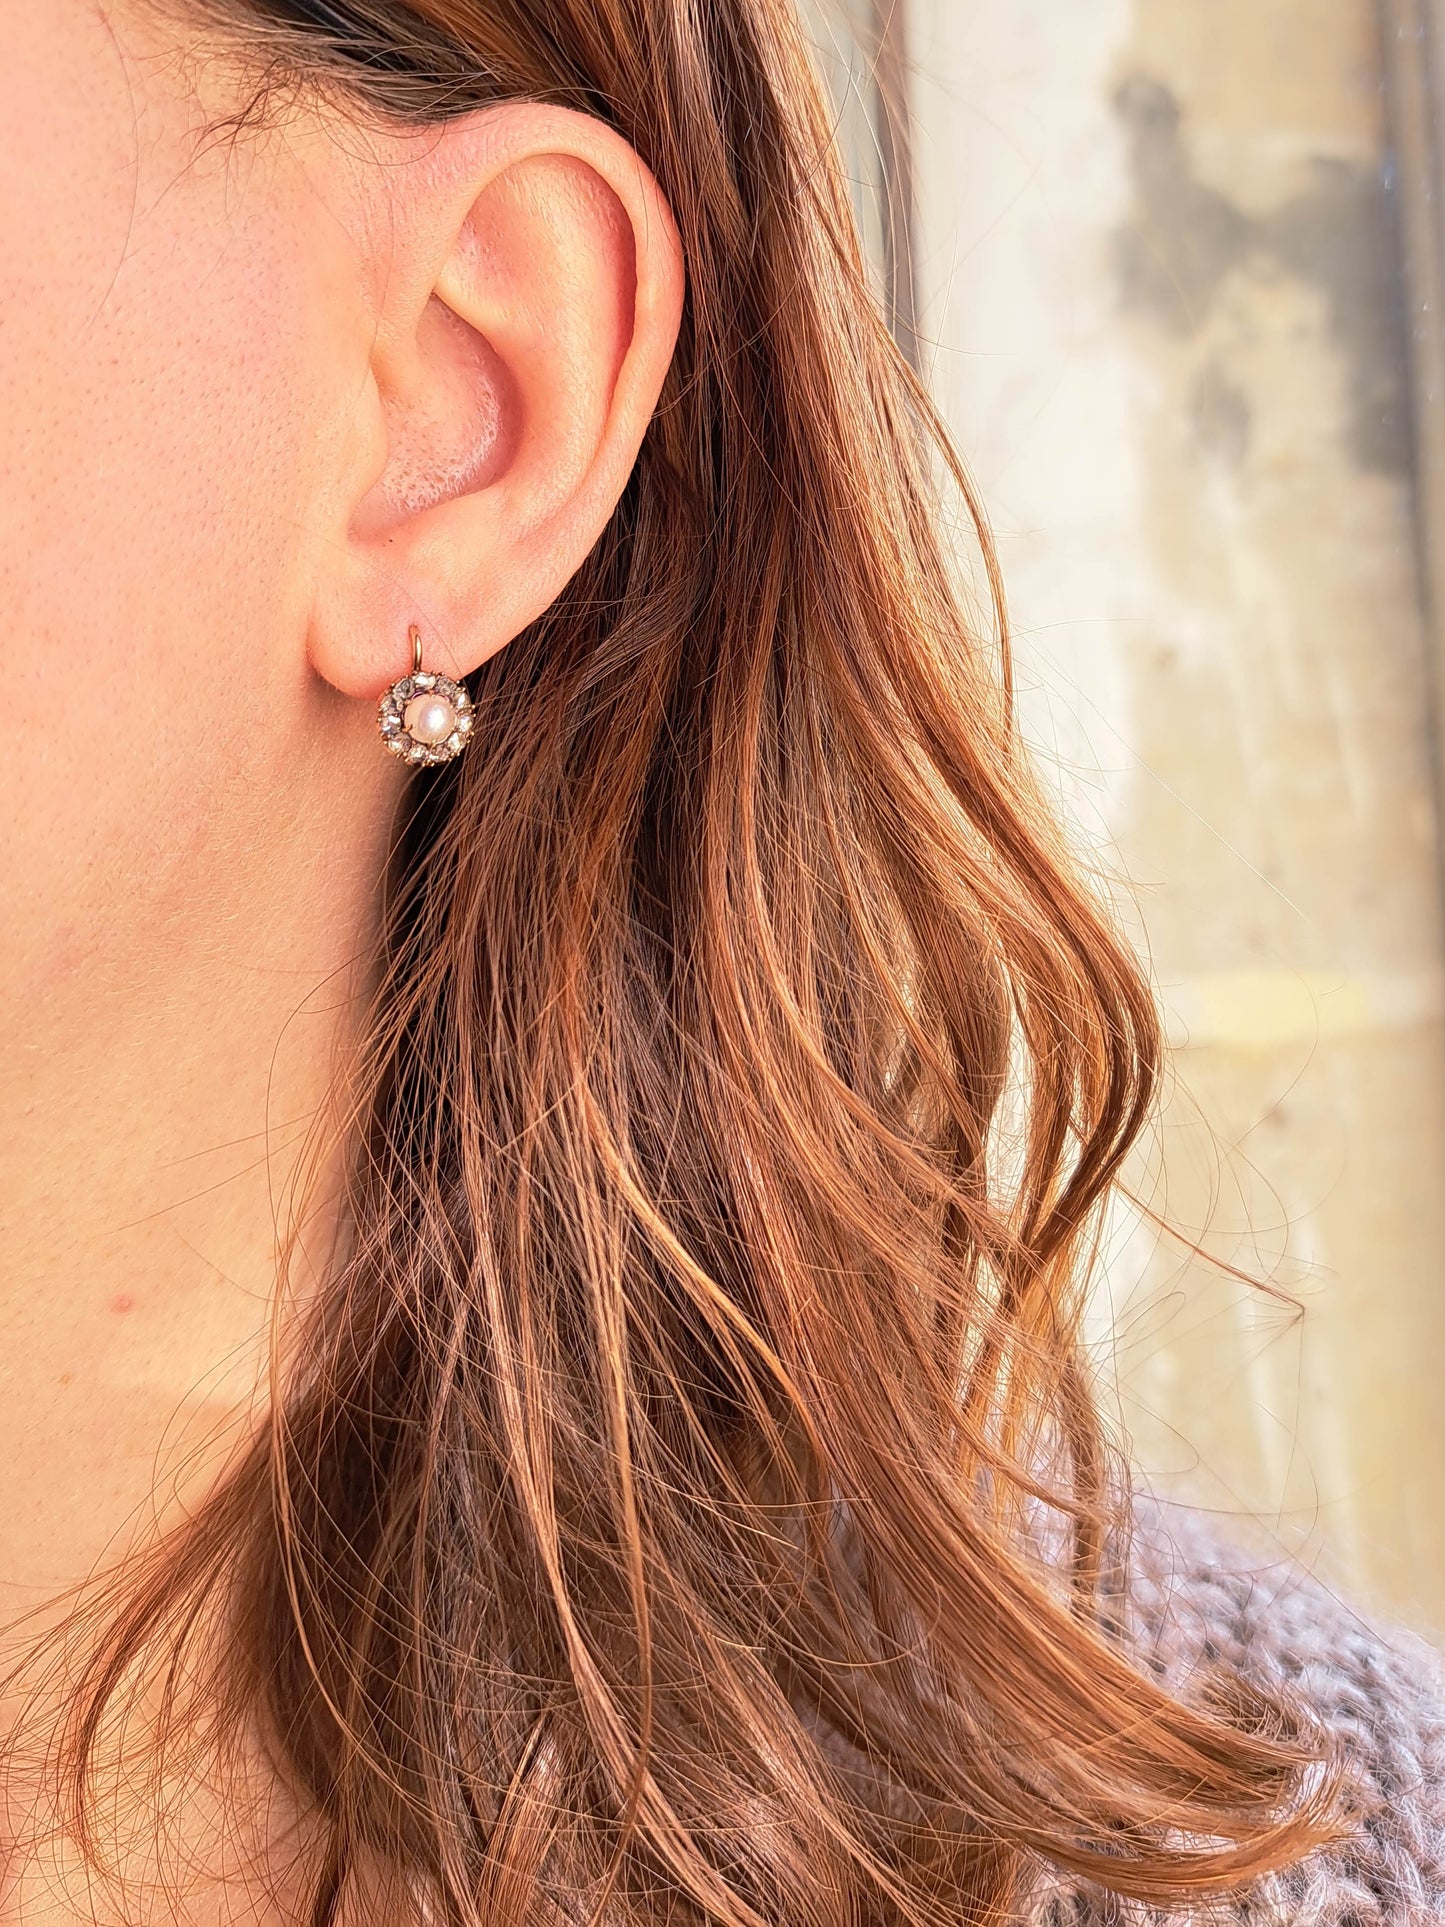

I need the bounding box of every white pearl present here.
[404,694,456,745]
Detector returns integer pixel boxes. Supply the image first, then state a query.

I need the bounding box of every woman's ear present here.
[308,102,684,697]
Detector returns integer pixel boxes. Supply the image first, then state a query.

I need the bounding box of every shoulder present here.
[1028,1497,1445,1925]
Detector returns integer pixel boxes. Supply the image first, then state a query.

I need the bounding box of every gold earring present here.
[377,625,473,766]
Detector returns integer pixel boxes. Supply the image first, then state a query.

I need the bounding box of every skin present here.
[0,0,684,1915]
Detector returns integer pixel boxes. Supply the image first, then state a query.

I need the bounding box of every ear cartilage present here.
[378,625,473,766]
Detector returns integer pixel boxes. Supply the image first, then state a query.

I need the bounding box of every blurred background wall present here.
[812,0,1445,1628]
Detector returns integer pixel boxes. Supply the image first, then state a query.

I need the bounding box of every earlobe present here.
[308,103,684,704]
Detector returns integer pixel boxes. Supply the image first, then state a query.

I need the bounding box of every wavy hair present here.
[38,0,1343,1921]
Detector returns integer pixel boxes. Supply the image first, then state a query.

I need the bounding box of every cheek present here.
[0,7,358,997]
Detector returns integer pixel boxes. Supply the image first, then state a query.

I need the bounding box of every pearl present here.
[404,693,456,745]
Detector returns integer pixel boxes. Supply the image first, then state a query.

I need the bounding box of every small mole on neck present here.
[110,1292,136,1315]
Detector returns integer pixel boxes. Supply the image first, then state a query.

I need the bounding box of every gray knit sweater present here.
[1026,1502,1445,1924]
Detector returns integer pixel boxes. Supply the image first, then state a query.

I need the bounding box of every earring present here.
[377,626,473,766]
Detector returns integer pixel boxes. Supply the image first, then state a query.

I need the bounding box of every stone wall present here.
[906,0,1445,1626]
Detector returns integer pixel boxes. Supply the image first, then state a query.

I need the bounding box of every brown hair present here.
[39,0,1342,1921]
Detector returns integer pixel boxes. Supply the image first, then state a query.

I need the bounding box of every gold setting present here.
[378,625,473,766]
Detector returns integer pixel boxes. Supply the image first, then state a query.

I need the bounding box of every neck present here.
[0,738,398,1631]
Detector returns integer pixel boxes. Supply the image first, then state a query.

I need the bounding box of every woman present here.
[1,0,1441,1921]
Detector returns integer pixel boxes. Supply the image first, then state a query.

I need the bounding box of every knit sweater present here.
[1025,1501,1445,1924]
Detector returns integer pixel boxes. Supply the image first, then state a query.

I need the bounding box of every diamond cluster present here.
[377,670,474,766]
